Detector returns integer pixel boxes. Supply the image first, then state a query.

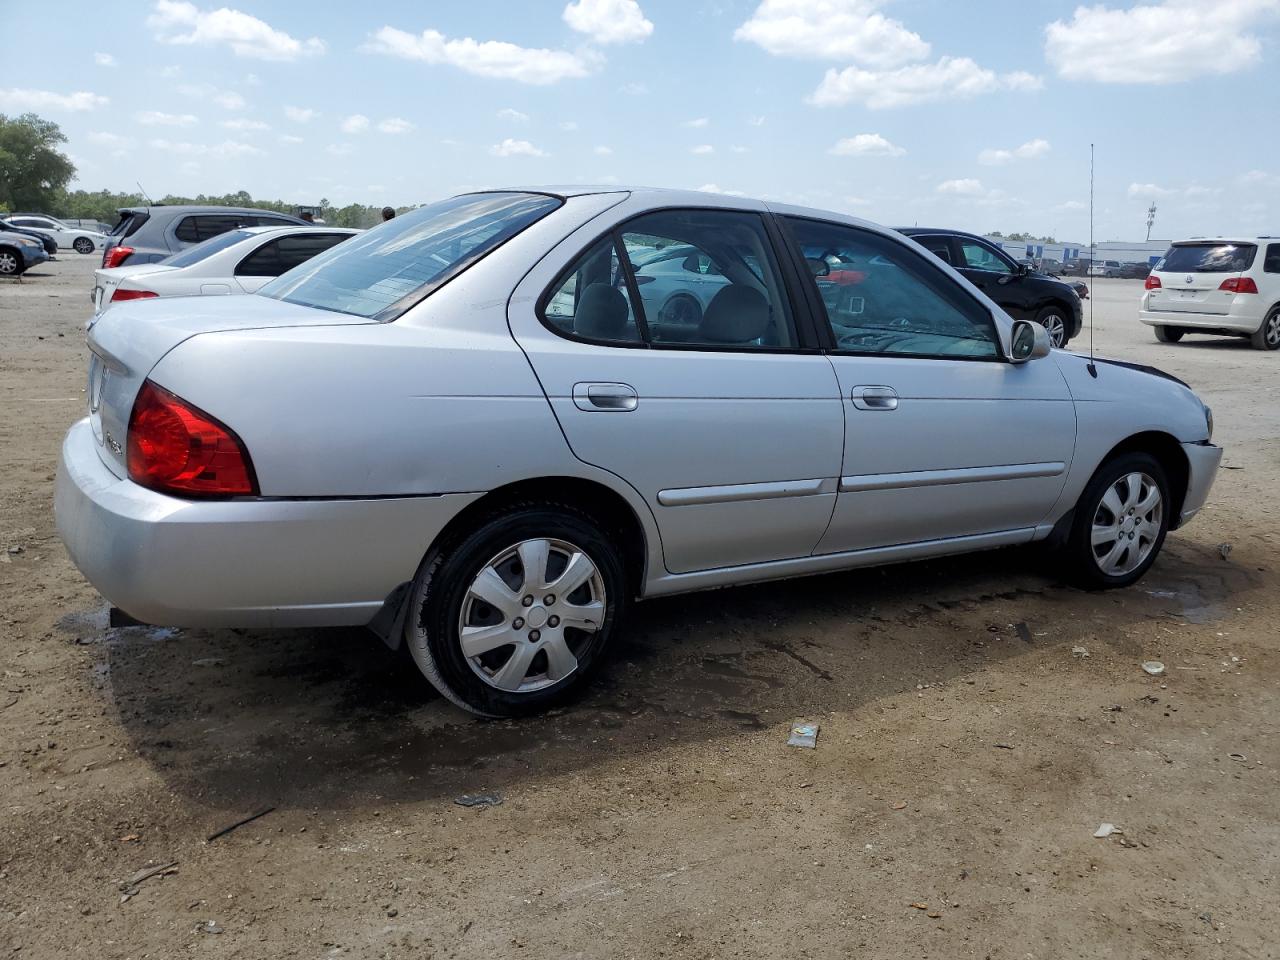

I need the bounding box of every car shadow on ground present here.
[62,538,1256,814]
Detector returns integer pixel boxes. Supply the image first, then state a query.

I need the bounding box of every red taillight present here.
[1219,277,1259,294]
[1145,275,1161,290]
[126,381,257,497]
[110,288,158,303]
[102,245,133,268]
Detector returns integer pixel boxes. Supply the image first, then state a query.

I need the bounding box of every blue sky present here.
[5,0,1279,241]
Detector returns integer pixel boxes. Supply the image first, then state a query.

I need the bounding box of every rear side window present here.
[913,235,954,265]
[174,215,249,244]
[1160,243,1257,273]
[543,237,643,344]
[236,232,351,277]
[1265,244,1280,274]
[110,211,149,238]
[259,192,560,320]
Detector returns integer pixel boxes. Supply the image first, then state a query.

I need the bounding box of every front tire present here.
[73,237,95,255]
[0,247,22,276]
[405,504,627,717]
[1064,452,1170,589]
[1035,306,1069,348]
[1250,307,1280,351]
[1154,325,1185,343]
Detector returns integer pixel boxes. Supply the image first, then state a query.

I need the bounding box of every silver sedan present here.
[56,186,1222,717]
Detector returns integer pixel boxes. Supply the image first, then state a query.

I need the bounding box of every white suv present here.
[1140,238,1280,350]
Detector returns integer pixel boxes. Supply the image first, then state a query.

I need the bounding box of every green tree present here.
[0,113,76,212]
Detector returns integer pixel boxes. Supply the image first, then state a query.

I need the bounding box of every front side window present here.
[959,241,1012,274]
[260,192,560,320]
[786,218,1000,359]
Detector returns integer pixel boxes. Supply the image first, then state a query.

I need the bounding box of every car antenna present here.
[1086,143,1098,378]
[136,181,153,211]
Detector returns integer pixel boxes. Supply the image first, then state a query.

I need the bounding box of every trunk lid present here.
[87,294,375,478]
[1150,241,1257,316]
[92,264,176,313]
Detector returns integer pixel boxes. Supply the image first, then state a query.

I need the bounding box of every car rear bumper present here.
[55,418,481,628]
[1139,308,1261,333]
[1177,441,1222,528]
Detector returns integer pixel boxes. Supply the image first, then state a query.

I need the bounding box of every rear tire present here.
[405,504,627,717]
[73,237,94,255]
[1063,452,1171,590]
[1154,325,1184,343]
[1249,307,1280,351]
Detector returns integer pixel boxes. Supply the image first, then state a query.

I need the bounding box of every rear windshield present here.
[161,229,255,268]
[258,192,562,320]
[111,211,149,238]
[1160,243,1257,273]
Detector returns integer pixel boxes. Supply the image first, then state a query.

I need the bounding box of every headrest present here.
[573,283,630,339]
[698,284,770,343]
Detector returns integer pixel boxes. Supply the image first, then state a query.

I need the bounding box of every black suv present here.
[898,228,1083,347]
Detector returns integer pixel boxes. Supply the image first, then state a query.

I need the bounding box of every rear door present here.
[1150,242,1258,315]
[509,204,844,575]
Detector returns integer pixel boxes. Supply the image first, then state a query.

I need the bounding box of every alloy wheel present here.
[1266,312,1280,348]
[1040,313,1066,347]
[0,252,18,275]
[457,538,606,693]
[1090,472,1163,576]
[74,237,94,255]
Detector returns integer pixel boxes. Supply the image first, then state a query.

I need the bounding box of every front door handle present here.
[573,382,639,412]
[851,385,899,411]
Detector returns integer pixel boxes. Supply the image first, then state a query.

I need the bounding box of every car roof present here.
[237,225,360,235]
[1170,237,1276,244]
[116,205,307,218]
[894,227,990,241]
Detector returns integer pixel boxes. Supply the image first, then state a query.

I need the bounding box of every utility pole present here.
[1145,202,1157,241]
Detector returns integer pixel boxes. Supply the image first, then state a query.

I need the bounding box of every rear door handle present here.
[573,382,639,412]
[851,385,898,411]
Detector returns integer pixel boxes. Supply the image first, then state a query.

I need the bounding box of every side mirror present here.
[1009,319,1051,362]
[805,257,830,277]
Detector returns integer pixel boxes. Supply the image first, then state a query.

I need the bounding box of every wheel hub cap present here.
[458,537,606,694]
[1090,472,1163,577]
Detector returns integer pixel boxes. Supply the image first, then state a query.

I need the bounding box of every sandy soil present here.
[1,257,1276,959]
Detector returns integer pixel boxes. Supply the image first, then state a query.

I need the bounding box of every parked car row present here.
[55,186,1222,717]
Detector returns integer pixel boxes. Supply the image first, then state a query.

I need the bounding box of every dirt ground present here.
[1,256,1276,960]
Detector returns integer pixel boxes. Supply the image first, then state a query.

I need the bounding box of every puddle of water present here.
[1144,582,1223,625]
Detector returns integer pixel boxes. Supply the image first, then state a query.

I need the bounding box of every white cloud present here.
[593,145,613,155]
[325,142,355,156]
[498,107,530,123]
[811,56,1042,109]
[220,118,269,131]
[620,81,649,95]
[937,178,986,196]
[341,114,370,134]
[94,52,117,67]
[1045,0,1280,84]
[136,110,198,126]
[843,196,871,208]
[284,105,318,122]
[362,26,596,85]
[978,138,1050,165]
[735,0,930,69]
[278,134,304,144]
[179,83,245,109]
[377,117,413,134]
[730,145,750,154]
[681,117,710,128]
[691,144,715,155]
[148,0,326,61]
[696,183,747,196]
[0,88,108,112]
[563,0,654,44]
[748,115,766,126]
[490,138,547,157]
[245,72,260,85]
[87,131,130,148]
[1058,200,1086,211]
[1127,182,1175,198]
[150,138,263,158]
[828,133,905,157]
[559,120,579,131]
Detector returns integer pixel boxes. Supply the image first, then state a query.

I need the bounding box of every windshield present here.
[161,229,256,268]
[258,192,562,320]
[1159,243,1257,273]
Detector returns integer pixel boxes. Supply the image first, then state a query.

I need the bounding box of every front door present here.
[782,216,1075,554]
[510,205,844,574]
[952,235,1033,323]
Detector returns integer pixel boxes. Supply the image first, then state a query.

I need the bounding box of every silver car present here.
[56,187,1222,717]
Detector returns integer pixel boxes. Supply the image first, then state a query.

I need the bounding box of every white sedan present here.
[3,214,109,254]
[91,225,358,314]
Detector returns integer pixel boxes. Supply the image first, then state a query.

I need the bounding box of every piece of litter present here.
[1228,753,1247,763]
[1014,622,1033,643]
[787,723,819,748]
[927,911,942,919]
[1072,646,1090,659]
[993,742,1014,750]
[206,806,275,843]
[1141,661,1165,676]
[192,658,224,667]
[925,715,948,722]
[200,921,223,935]
[1218,543,1232,560]
[1093,823,1119,838]
[454,792,504,809]
[892,801,908,810]
[910,902,928,910]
